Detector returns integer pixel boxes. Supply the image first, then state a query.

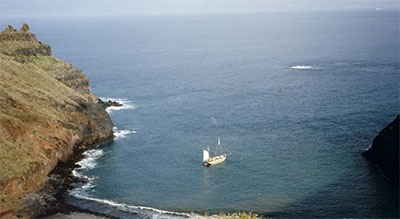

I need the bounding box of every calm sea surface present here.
[3,11,399,218]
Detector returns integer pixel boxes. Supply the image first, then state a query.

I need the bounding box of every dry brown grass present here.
[0,54,89,184]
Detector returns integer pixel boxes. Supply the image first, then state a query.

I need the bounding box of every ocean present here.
[3,10,399,218]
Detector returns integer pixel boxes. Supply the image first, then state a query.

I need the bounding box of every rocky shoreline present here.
[17,153,114,219]
[1,145,116,219]
[17,101,121,219]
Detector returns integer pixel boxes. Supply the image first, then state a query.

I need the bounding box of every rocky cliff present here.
[363,115,399,184]
[0,24,114,215]
[0,24,51,57]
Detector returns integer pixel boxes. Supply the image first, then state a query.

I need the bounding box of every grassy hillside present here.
[0,24,114,214]
[0,54,83,182]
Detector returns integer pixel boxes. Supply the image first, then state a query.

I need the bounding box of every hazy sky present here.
[1,0,398,17]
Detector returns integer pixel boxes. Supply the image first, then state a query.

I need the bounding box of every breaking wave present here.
[100,97,138,140]
[71,149,105,196]
[68,194,192,218]
[75,149,104,170]
[113,127,138,140]
[101,97,137,113]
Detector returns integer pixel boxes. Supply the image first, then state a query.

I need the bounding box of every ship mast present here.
[217,137,221,155]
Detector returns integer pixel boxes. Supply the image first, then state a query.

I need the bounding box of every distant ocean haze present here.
[7,11,398,218]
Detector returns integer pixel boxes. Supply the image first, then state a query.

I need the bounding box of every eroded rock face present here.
[0,23,51,57]
[0,24,114,211]
[363,115,399,184]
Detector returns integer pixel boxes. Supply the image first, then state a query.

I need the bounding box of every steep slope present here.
[0,24,114,214]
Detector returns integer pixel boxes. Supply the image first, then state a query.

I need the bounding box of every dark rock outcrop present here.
[99,99,123,108]
[0,24,114,216]
[363,115,399,184]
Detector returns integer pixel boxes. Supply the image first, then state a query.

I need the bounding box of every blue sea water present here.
[3,10,399,218]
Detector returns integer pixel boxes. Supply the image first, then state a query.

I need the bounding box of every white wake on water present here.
[290,65,314,69]
[289,65,325,70]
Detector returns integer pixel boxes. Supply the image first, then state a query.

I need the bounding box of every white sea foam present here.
[71,169,82,178]
[113,127,138,140]
[101,97,137,113]
[290,65,314,70]
[69,193,193,218]
[70,149,105,197]
[75,149,104,170]
[137,205,193,217]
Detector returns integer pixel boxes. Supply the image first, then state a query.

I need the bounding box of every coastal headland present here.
[0,24,115,218]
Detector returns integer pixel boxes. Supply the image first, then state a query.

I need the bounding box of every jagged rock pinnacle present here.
[0,23,52,56]
[20,23,30,32]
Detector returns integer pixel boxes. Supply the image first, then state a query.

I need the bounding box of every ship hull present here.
[204,154,227,166]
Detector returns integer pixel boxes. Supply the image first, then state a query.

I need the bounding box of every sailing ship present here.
[203,137,227,166]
